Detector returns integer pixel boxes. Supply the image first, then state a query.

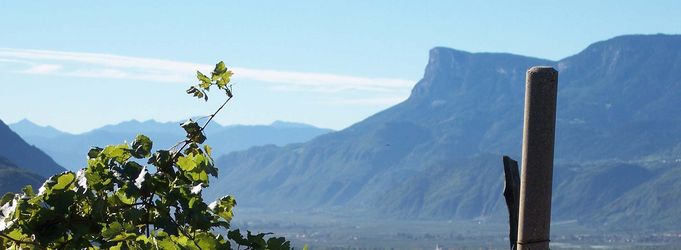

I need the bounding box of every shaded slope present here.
[0,119,65,177]
[0,156,45,194]
[587,165,681,230]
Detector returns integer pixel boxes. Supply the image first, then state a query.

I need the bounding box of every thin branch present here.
[111,202,146,211]
[201,96,233,131]
[145,196,151,238]
[168,213,204,250]
[145,189,159,239]
[0,232,44,249]
[169,139,190,152]
[171,95,233,160]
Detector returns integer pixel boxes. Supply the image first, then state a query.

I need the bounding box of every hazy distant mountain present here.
[11,119,333,170]
[208,34,681,230]
[0,119,66,177]
[206,122,335,158]
[92,119,184,135]
[9,119,69,138]
[269,120,318,129]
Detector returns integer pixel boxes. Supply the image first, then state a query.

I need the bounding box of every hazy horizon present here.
[5,117,335,135]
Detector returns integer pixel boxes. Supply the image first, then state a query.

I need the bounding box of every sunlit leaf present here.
[197,71,212,89]
[21,185,34,197]
[101,143,131,163]
[203,145,212,156]
[176,155,197,171]
[210,195,236,222]
[213,61,227,75]
[52,172,76,190]
[116,189,135,205]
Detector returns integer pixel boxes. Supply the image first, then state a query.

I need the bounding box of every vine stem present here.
[201,95,233,131]
[168,211,204,250]
[171,95,233,160]
[146,195,151,238]
[0,232,44,249]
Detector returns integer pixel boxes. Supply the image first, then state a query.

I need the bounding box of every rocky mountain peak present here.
[410,47,553,102]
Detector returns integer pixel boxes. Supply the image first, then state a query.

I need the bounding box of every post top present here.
[527,66,558,77]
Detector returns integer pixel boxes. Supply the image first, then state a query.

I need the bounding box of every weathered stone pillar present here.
[517,67,558,250]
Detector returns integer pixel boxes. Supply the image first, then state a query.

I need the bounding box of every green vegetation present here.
[0,62,290,249]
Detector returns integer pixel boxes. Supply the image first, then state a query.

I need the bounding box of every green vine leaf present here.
[197,71,212,89]
[210,195,236,222]
[181,119,206,144]
[131,134,153,158]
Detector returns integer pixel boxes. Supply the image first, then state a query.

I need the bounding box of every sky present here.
[1,1,680,133]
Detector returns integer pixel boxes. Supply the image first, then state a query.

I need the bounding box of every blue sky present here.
[1,1,680,133]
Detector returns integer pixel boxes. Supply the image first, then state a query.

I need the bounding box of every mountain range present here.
[206,34,681,230]
[9,119,333,170]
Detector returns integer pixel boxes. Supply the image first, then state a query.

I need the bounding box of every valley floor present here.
[228,208,681,249]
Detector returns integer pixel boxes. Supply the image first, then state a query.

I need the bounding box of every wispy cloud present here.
[0,48,414,93]
[320,96,408,106]
[22,64,62,74]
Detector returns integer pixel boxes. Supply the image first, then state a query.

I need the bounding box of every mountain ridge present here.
[208,34,681,229]
[10,119,333,170]
[9,119,69,138]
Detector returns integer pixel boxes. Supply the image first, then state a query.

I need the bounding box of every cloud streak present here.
[320,96,408,106]
[22,64,62,74]
[0,48,414,93]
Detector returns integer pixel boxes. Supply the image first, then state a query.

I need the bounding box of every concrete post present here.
[517,67,558,250]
